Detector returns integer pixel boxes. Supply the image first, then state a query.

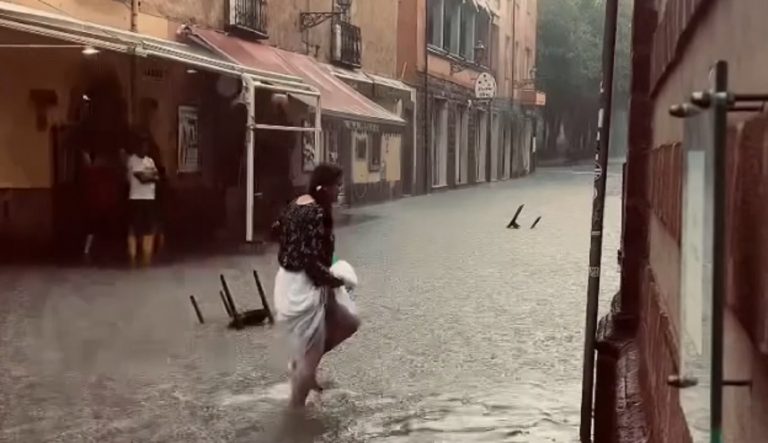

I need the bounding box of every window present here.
[525,47,532,80]
[431,0,484,62]
[505,36,512,83]
[355,134,367,160]
[455,106,469,184]
[459,4,476,61]
[490,24,499,72]
[443,0,459,54]
[428,0,444,47]
[476,12,490,65]
[177,105,200,173]
[369,133,382,171]
[432,100,448,187]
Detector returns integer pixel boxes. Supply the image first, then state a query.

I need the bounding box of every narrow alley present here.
[0,165,622,442]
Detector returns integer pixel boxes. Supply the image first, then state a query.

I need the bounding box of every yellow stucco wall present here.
[0,30,132,188]
[351,131,402,185]
[3,0,196,40]
[7,0,130,29]
[0,49,70,187]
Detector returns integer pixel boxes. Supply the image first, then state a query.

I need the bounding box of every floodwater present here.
[0,165,622,442]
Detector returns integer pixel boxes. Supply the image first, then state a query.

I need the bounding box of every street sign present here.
[474,72,497,99]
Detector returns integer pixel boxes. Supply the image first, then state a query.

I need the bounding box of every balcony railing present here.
[228,0,268,39]
[331,20,362,68]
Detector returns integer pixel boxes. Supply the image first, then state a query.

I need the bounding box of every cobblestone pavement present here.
[0,165,622,443]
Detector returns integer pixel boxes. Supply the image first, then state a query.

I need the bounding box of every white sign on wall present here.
[474,72,497,99]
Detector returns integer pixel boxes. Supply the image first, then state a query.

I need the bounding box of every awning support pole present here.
[243,76,256,243]
[315,95,322,161]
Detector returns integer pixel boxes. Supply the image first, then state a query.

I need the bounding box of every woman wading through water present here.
[273,163,360,407]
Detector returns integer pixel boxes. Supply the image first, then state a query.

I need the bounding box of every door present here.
[402,105,415,195]
[476,110,488,182]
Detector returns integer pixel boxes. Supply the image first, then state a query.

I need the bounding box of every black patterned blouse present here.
[277,202,344,288]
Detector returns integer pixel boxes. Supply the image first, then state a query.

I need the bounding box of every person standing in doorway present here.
[126,136,159,266]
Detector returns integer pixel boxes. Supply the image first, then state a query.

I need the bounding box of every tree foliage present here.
[536,0,632,158]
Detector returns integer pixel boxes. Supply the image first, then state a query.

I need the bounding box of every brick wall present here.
[650,0,714,95]
[726,115,768,356]
[647,143,682,243]
[636,264,692,443]
[618,1,768,440]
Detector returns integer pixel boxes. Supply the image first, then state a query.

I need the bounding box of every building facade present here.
[0,0,408,259]
[264,0,413,206]
[397,0,544,195]
[0,0,264,256]
[597,0,768,441]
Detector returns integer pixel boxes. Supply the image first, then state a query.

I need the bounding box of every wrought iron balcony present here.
[228,0,268,39]
[331,20,362,68]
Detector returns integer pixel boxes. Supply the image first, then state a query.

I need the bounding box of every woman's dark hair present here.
[308,163,343,231]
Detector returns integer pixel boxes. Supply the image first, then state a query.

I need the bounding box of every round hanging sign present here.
[474,72,497,99]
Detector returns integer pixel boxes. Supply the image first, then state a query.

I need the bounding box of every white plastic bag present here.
[331,260,359,317]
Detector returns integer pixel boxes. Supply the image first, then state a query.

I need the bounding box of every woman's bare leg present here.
[324,303,359,355]
[289,336,325,408]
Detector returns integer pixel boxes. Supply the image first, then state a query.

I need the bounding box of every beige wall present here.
[7,0,131,29]
[3,0,211,40]
[397,0,427,85]
[268,0,399,78]
[140,0,226,31]
[491,0,538,99]
[500,0,537,98]
[0,30,86,188]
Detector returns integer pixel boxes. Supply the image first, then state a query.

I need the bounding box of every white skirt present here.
[273,261,359,357]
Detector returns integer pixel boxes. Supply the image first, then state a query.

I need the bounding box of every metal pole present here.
[710,60,728,443]
[579,0,619,441]
[243,76,256,242]
[424,0,431,194]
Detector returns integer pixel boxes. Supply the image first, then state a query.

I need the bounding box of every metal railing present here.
[230,0,268,38]
[332,20,361,68]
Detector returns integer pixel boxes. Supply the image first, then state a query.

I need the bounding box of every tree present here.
[536,0,632,159]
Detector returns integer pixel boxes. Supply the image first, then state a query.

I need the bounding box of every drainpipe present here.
[510,1,517,176]
[423,0,430,194]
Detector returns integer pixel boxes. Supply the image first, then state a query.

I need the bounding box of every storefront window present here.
[177,105,200,173]
[369,133,382,171]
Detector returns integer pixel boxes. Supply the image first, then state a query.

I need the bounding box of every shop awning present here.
[321,63,413,96]
[192,29,405,126]
[0,1,317,97]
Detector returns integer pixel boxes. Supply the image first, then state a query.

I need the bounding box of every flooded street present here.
[0,165,622,442]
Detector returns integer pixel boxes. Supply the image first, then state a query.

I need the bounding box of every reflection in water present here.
[213,381,579,442]
[346,383,579,442]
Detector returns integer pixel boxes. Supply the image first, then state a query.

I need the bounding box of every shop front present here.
[189,28,406,209]
[0,3,318,259]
